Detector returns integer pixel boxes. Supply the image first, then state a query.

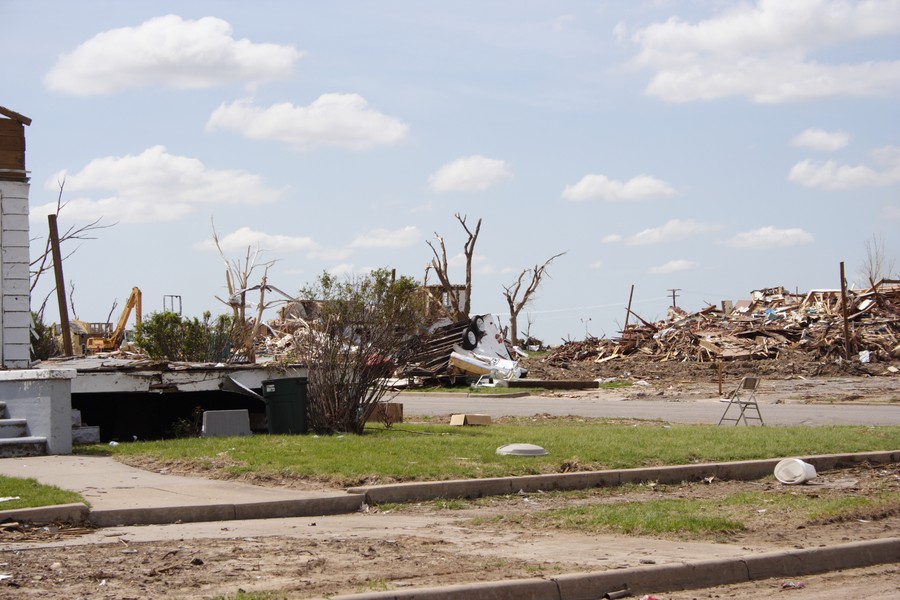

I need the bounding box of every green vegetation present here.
[432,498,468,510]
[213,592,288,600]
[487,490,900,539]
[415,385,546,395]
[598,380,633,389]
[79,419,900,487]
[412,381,631,394]
[0,475,85,510]
[295,269,428,434]
[134,311,235,362]
[29,311,59,361]
[502,497,746,536]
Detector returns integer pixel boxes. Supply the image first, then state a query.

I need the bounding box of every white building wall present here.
[0,181,32,368]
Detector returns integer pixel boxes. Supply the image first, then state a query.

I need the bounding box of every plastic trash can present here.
[261,377,308,434]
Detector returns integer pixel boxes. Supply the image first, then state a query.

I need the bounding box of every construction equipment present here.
[86,287,142,353]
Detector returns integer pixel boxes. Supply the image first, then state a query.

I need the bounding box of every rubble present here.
[545,280,900,368]
[402,314,524,383]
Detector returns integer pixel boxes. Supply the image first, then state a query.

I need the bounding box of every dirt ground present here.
[1,357,898,599]
[1,462,898,599]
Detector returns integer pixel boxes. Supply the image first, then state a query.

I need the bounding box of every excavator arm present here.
[86,287,142,352]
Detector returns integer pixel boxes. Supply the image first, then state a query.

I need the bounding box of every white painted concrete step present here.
[0,418,28,437]
[0,436,48,458]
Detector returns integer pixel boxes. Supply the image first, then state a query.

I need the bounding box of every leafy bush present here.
[135,311,236,362]
[30,311,59,361]
[296,268,427,434]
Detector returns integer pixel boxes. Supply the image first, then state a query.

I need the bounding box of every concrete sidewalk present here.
[2,450,899,527]
[0,455,363,527]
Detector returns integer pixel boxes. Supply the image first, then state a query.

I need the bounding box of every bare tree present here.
[30,179,114,295]
[502,252,565,346]
[210,224,277,363]
[426,213,481,321]
[861,234,896,287]
[296,269,426,434]
[67,280,79,321]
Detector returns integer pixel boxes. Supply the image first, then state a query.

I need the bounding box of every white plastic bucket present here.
[774,458,817,484]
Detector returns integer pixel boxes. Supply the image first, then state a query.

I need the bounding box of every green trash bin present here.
[261,377,308,434]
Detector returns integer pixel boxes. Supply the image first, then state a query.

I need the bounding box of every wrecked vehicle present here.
[404,314,525,383]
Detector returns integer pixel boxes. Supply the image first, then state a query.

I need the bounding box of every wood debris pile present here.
[546,281,900,367]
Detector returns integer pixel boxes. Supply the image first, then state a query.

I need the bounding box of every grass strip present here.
[78,419,900,487]
[0,475,85,511]
[483,490,900,538]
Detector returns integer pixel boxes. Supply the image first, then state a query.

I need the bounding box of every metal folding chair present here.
[717,376,765,426]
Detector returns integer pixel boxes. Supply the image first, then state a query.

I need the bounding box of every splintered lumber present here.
[543,281,900,366]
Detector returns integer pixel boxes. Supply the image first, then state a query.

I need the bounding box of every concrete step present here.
[0,418,28,438]
[0,436,48,458]
[72,425,100,445]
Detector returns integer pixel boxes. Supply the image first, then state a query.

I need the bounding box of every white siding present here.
[0,182,32,368]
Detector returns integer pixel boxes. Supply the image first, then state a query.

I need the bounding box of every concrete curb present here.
[0,502,89,525]
[327,537,900,600]
[89,493,366,527]
[0,494,365,528]
[348,450,900,505]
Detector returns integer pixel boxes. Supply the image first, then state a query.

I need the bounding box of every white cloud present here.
[589,259,603,269]
[194,227,320,253]
[601,234,623,244]
[429,155,512,193]
[351,226,421,249]
[628,219,721,245]
[447,252,470,269]
[562,174,676,202]
[30,146,283,224]
[884,204,900,219]
[328,263,357,277]
[627,0,900,103]
[649,259,697,274]
[44,15,301,96]
[729,226,814,248]
[790,128,850,151]
[207,95,410,151]
[327,264,381,277]
[789,145,900,189]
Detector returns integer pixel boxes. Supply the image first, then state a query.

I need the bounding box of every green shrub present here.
[135,311,236,361]
[30,311,59,361]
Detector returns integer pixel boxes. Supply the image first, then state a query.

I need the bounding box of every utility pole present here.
[49,214,73,356]
[668,288,680,308]
[839,261,852,359]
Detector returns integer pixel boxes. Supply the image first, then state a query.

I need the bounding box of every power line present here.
[487,295,671,316]
[667,288,680,307]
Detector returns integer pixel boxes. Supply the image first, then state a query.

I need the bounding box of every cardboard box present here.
[449,413,492,426]
[367,403,403,424]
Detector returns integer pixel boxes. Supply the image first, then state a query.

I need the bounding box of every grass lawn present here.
[478,489,900,539]
[0,475,85,511]
[79,417,900,487]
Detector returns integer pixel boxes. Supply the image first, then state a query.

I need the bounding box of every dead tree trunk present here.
[503,252,565,345]
[211,224,275,363]
[426,213,481,321]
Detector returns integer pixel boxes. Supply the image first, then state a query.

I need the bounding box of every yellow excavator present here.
[85,287,142,353]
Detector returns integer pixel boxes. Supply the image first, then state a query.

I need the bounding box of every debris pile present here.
[401,314,524,382]
[545,281,900,367]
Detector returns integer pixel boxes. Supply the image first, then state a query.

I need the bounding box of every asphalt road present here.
[397,393,900,426]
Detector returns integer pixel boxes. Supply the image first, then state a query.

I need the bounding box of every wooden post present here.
[48,214,73,356]
[718,361,724,396]
[839,261,852,359]
[623,284,634,334]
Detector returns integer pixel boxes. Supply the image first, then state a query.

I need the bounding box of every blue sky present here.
[3,0,898,344]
